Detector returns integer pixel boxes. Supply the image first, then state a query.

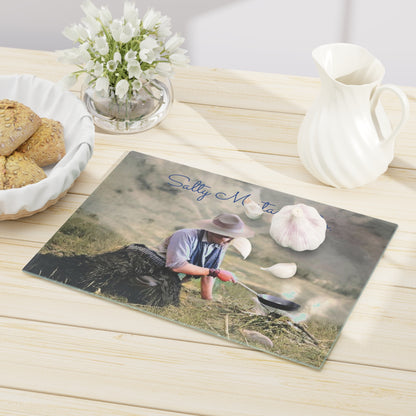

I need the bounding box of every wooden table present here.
[0,47,415,415]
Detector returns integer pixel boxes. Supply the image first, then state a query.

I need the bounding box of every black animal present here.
[24,244,181,307]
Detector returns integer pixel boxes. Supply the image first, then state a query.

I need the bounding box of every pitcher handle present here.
[370,84,410,144]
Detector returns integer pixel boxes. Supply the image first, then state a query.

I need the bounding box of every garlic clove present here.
[270,203,326,251]
[243,197,263,219]
[241,329,273,349]
[230,237,252,259]
[260,262,297,278]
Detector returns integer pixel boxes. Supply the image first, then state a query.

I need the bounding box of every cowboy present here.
[157,213,254,300]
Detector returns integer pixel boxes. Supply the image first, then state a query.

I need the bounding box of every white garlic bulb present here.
[270,203,326,251]
[230,237,252,259]
[243,198,263,219]
[260,262,297,278]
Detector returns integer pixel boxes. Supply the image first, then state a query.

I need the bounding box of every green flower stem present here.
[143,83,160,101]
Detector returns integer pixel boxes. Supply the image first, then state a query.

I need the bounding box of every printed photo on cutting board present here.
[23,151,397,368]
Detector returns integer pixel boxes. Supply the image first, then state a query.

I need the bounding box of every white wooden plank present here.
[0,194,87,243]
[172,65,416,116]
[0,387,188,416]
[0,317,415,416]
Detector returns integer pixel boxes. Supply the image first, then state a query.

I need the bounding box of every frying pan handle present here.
[237,281,258,296]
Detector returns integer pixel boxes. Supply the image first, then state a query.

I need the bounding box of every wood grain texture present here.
[0,387,189,416]
[1,316,415,416]
[0,47,415,416]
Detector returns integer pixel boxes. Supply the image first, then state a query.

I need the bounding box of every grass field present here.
[38,209,340,368]
[140,280,339,368]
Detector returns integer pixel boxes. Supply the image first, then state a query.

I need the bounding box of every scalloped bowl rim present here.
[0,74,94,217]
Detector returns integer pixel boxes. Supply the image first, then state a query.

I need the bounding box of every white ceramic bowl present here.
[0,74,94,220]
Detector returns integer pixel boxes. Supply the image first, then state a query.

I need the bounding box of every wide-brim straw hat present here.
[195,213,254,238]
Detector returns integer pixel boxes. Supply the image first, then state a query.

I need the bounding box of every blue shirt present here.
[157,228,228,269]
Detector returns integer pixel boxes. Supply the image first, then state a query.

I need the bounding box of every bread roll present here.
[3,151,46,189]
[17,118,65,167]
[0,99,41,156]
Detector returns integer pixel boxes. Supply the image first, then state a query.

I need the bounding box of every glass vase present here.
[82,78,173,134]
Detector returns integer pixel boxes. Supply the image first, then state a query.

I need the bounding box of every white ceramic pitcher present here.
[297,43,409,188]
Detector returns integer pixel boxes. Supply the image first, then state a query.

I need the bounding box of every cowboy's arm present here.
[172,263,236,283]
[171,262,210,276]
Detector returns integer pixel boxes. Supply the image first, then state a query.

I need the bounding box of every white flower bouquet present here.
[57,0,189,100]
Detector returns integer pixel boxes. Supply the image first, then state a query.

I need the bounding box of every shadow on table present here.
[391,157,416,191]
[173,69,416,193]
[171,67,320,187]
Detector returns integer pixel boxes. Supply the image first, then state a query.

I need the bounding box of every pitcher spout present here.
[312,43,385,87]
